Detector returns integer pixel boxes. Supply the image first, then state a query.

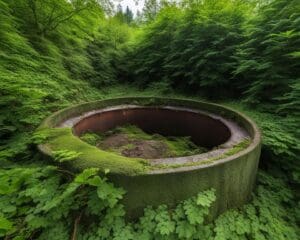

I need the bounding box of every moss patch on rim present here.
[35,127,148,175]
[153,138,251,170]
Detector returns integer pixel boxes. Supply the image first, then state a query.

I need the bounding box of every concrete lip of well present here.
[60,105,249,170]
[38,97,261,218]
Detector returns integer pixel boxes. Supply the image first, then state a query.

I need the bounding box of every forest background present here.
[0,0,299,239]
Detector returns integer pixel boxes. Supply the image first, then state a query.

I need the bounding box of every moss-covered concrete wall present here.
[111,143,261,219]
[38,97,261,219]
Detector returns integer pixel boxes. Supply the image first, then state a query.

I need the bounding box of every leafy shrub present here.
[227,103,300,183]
[234,0,300,113]
[127,0,300,109]
[1,166,298,239]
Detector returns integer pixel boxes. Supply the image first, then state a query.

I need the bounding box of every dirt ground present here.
[97,133,169,159]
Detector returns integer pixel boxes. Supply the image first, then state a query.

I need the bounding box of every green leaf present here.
[196,189,216,207]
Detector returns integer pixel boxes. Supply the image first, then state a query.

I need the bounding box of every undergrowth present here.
[1,168,298,239]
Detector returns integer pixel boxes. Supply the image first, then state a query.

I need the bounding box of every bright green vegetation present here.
[0,0,299,239]
[128,0,300,114]
[80,132,104,146]
[38,127,148,175]
[155,138,251,169]
[1,167,297,239]
[80,124,208,158]
[222,139,250,157]
[164,136,207,157]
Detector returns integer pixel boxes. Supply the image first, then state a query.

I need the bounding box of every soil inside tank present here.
[80,124,208,159]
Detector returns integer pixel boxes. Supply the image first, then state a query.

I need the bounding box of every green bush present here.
[127,0,300,109]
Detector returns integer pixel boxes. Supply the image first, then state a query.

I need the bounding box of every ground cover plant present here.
[0,0,299,239]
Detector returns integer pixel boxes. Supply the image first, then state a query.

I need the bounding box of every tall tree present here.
[114,3,125,22]
[124,6,133,24]
[142,0,160,21]
[8,0,97,36]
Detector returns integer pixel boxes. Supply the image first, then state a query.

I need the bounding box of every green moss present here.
[79,132,103,146]
[80,124,208,158]
[115,125,208,157]
[42,128,149,176]
[104,143,137,155]
[114,125,146,137]
[223,139,251,157]
[165,136,207,156]
[120,143,136,151]
[154,138,251,169]
[38,98,258,175]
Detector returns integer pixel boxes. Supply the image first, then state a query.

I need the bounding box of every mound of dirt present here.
[80,125,208,159]
[97,133,129,149]
[98,133,169,159]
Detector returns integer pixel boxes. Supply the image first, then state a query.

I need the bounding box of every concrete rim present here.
[37,97,261,175]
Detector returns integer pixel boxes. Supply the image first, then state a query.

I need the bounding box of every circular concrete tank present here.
[38,97,261,219]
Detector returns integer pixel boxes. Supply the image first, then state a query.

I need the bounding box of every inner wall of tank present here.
[73,108,231,149]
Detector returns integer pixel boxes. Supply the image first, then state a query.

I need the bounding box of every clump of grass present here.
[79,132,103,145]
[156,138,252,169]
[223,138,251,157]
[165,136,208,156]
[111,125,154,141]
[104,143,137,156]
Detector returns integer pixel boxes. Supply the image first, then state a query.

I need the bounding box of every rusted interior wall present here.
[73,108,231,148]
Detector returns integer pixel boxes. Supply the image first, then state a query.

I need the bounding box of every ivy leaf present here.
[75,168,99,183]
[52,150,82,162]
[154,205,175,236]
[176,221,196,239]
[184,199,205,225]
[196,189,216,207]
[113,226,134,240]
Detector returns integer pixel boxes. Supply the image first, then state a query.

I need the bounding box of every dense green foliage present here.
[128,0,300,113]
[234,0,300,110]
[1,168,298,239]
[0,0,131,162]
[0,0,299,239]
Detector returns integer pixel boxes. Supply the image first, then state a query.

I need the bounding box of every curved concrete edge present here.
[38,97,261,175]
[37,97,261,218]
[58,104,249,168]
[112,142,261,219]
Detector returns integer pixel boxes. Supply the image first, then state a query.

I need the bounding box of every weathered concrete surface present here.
[60,105,249,166]
[38,97,261,219]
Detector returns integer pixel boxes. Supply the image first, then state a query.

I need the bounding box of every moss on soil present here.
[80,124,208,158]
[153,138,251,169]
